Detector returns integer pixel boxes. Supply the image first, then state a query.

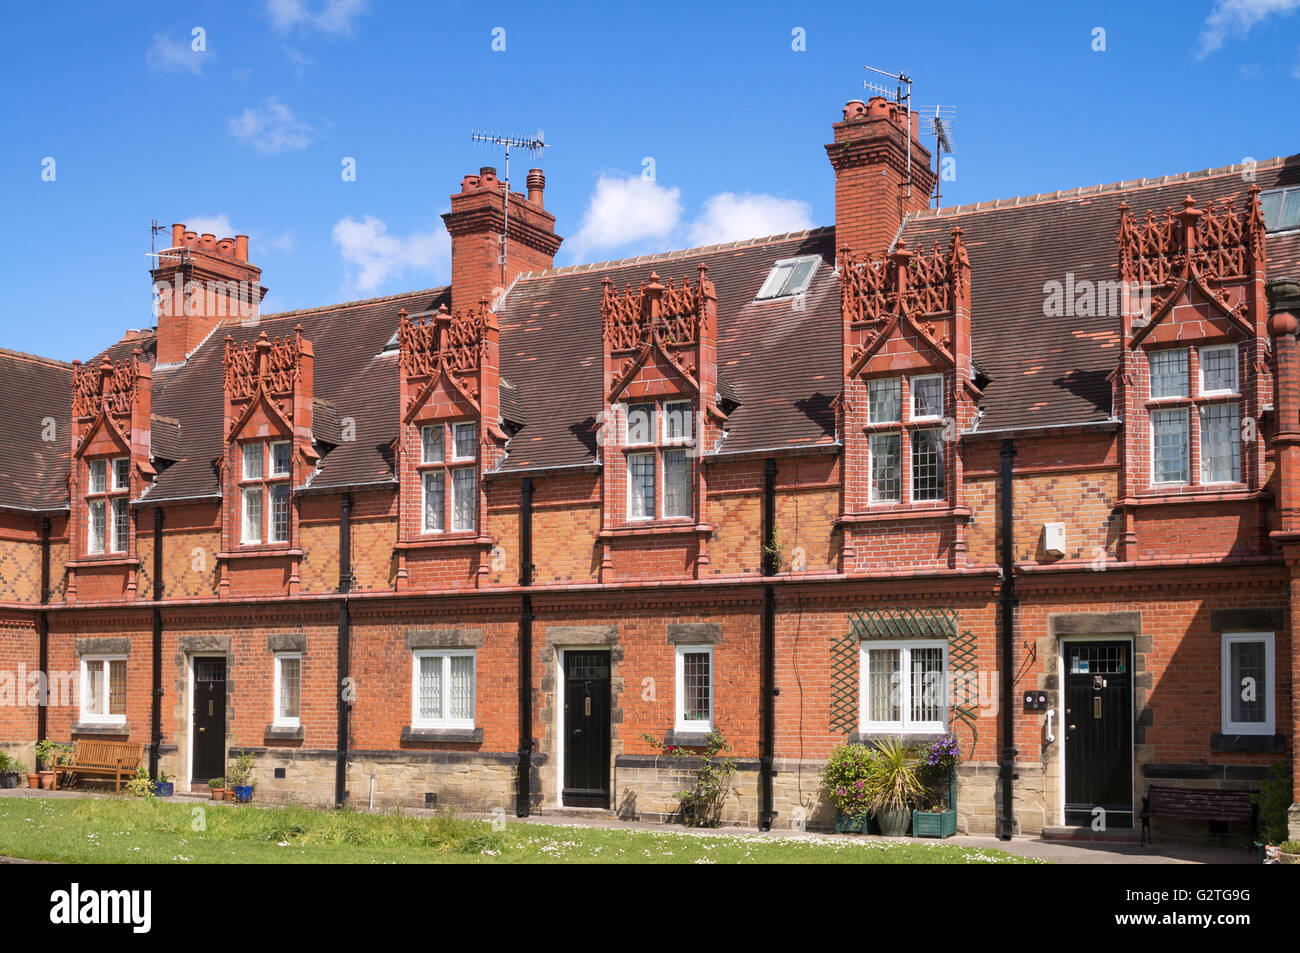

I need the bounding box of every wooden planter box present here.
[912,768,958,838]
[835,811,874,834]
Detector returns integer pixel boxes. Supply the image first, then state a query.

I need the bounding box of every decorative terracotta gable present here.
[394,302,502,588]
[217,328,315,595]
[1112,189,1270,558]
[65,350,153,600]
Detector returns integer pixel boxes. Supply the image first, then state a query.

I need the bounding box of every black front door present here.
[562,651,610,808]
[192,657,227,785]
[1064,641,1133,828]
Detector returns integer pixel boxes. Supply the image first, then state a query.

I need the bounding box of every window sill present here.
[600,522,710,539]
[839,506,968,525]
[219,547,302,560]
[1124,486,1258,506]
[72,722,131,737]
[1210,732,1285,753]
[665,729,713,747]
[265,724,304,741]
[400,726,483,745]
[852,732,945,748]
[67,556,140,569]
[395,535,489,551]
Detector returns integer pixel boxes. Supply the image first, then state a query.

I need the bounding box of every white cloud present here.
[228,99,314,154]
[267,0,367,34]
[146,32,205,74]
[183,214,235,238]
[332,215,449,292]
[568,174,683,260]
[1197,0,1300,57]
[179,217,294,256]
[686,192,814,246]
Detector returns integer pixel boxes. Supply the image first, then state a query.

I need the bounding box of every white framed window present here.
[663,400,693,444]
[273,652,301,728]
[1261,187,1300,233]
[269,484,292,543]
[422,470,444,533]
[452,422,476,461]
[626,403,654,446]
[241,486,263,544]
[88,459,108,494]
[1220,632,1274,735]
[1200,402,1241,484]
[627,451,655,519]
[241,442,264,480]
[910,374,943,420]
[88,500,107,555]
[1151,407,1189,484]
[756,255,819,300]
[868,377,901,424]
[911,428,945,501]
[860,640,947,734]
[411,649,476,729]
[1148,348,1188,399]
[451,467,476,531]
[111,497,129,553]
[86,456,129,555]
[675,645,713,733]
[80,656,127,723]
[421,424,444,464]
[270,441,292,477]
[869,432,901,503]
[663,449,691,517]
[1199,344,1238,396]
[112,457,130,491]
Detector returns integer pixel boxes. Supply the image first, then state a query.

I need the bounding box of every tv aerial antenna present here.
[864,65,915,202]
[917,105,956,207]
[469,129,550,287]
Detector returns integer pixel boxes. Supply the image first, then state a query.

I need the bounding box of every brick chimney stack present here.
[826,97,936,259]
[151,222,267,366]
[442,167,562,314]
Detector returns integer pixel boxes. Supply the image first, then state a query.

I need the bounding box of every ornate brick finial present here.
[601,269,707,351]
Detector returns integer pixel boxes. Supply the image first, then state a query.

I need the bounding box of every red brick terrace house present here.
[3,95,1300,839]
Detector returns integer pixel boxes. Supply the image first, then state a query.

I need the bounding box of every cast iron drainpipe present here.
[37,515,51,745]
[149,507,164,779]
[759,458,778,831]
[516,476,535,817]
[335,492,353,808]
[998,439,1019,840]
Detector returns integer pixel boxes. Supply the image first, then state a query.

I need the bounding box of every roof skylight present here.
[756,256,819,300]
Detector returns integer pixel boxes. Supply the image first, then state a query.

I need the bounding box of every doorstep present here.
[1042,825,1140,844]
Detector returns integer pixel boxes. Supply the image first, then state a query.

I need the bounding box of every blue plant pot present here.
[234,785,253,803]
[155,781,174,797]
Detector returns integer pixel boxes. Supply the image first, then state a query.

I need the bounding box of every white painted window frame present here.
[1220,632,1274,735]
[411,649,477,730]
[79,655,127,724]
[273,652,302,728]
[674,644,714,734]
[1198,343,1239,396]
[859,639,948,735]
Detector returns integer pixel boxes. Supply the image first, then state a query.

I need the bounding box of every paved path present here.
[0,788,1254,864]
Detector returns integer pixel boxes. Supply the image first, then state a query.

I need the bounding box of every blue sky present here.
[1,0,1298,361]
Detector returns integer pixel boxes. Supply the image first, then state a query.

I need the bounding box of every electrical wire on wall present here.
[788,458,816,818]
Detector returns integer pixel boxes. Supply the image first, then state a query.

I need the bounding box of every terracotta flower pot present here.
[26,773,40,789]
[38,771,55,790]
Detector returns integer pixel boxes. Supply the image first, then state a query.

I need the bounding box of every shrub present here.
[1258,761,1292,844]
[867,737,926,812]
[641,730,738,827]
[820,744,878,819]
[124,769,156,798]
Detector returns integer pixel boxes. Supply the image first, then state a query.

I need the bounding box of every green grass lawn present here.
[0,795,1038,864]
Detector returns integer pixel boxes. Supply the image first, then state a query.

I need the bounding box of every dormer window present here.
[239,439,293,545]
[625,399,694,521]
[756,256,819,300]
[1145,344,1241,488]
[419,421,477,534]
[866,374,947,505]
[1260,187,1300,233]
[86,456,129,555]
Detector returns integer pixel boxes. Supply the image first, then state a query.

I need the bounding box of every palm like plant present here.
[867,738,926,812]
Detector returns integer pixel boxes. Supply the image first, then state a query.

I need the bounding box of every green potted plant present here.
[35,740,64,790]
[155,770,173,798]
[912,733,959,838]
[867,737,925,836]
[821,743,878,833]
[0,752,20,788]
[209,777,225,800]
[228,754,256,804]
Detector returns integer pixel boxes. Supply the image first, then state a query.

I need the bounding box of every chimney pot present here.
[171,223,186,247]
[183,231,198,249]
[843,99,867,121]
[527,169,546,207]
[201,233,216,251]
[235,235,249,261]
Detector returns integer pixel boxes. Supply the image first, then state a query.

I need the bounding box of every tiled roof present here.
[5,155,1300,507]
[495,229,841,471]
[903,156,1300,432]
[0,348,73,510]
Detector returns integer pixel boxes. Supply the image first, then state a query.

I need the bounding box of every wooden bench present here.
[55,741,145,793]
[1140,785,1257,846]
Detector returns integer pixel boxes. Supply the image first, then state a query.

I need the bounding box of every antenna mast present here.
[864,65,912,201]
[469,129,550,289]
[918,105,956,208]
